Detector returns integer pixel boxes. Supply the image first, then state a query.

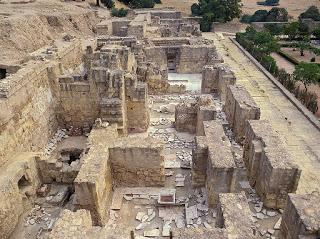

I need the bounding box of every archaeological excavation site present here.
[0,1,319,239]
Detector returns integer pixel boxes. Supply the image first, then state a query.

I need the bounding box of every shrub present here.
[313,28,320,39]
[265,7,288,22]
[250,10,268,22]
[129,0,155,8]
[191,3,201,16]
[111,8,128,17]
[154,0,161,3]
[257,0,280,6]
[299,6,320,21]
[240,14,252,24]
[101,0,114,8]
[118,0,156,8]
[264,23,284,35]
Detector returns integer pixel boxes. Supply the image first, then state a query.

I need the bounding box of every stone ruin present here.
[0,7,319,239]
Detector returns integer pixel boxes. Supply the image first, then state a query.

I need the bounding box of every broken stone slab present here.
[162,221,171,237]
[147,211,156,222]
[144,229,160,237]
[266,210,277,217]
[136,222,149,230]
[203,221,212,229]
[273,217,282,230]
[136,212,146,222]
[123,195,133,201]
[186,205,198,225]
[175,181,185,187]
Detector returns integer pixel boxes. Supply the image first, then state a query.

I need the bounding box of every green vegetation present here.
[313,28,320,39]
[111,8,128,17]
[101,0,115,8]
[293,63,320,92]
[257,0,279,6]
[236,26,319,114]
[299,6,320,21]
[241,7,288,23]
[118,0,158,8]
[191,0,242,32]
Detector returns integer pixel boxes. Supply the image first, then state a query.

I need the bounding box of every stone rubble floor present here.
[9,93,284,239]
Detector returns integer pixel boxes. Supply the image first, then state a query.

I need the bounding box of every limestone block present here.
[243,120,301,209]
[224,85,260,142]
[216,192,255,239]
[280,193,320,239]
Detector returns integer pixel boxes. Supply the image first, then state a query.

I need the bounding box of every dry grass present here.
[152,0,320,19]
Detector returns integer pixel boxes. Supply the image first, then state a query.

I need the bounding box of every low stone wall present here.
[201,64,236,101]
[216,192,255,239]
[224,85,260,142]
[192,136,208,187]
[243,120,301,209]
[0,153,41,239]
[74,125,118,226]
[175,95,216,134]
[48,209,93,239]
[175,102,198,133]
[109,137,165,187]
[203,121,237,206]
[280,193,320,239]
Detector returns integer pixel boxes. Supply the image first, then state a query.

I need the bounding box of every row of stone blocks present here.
[243,120,301,209]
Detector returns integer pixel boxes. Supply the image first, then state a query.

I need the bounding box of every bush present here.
[111,8,128,17]
[191,3,201,16]
[240,14,252,23]
[101,0,114,8]
[264,23,284,35]
[154,0,161,3]
[257,0,280,6]
[313,28,320,39]
[299,6,320,21]
[265,7,288,22]
[118,0,156,8]
[250,10,268,22]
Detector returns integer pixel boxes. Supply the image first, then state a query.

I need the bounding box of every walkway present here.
[203,33,320,195]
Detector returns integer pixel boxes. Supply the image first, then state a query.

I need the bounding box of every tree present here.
[250,10,268,22]
[265,23,284,35]
[293,63,320,92]
[313,28,320,39]
[297,36,311,56]
[265,7,288,22]
[298,21,310,36]
[129,0,155,8]
[284,22,299,40]
[190,0,242,31]
[299,6,320,21]
[257,0,280,6]
[101,0,114,8]
[240,14,252,23]
[111,8,128,17]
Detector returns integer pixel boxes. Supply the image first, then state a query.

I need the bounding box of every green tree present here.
[293,63,320,92]
[265,7,288,22]
[101,0,114,8]
[284,22,299,40]
[299,6,320,21]
[111,8,128,17]
[312,27,320,39]
[297,36,310,56]
[250,10,268,22]
[264,23,284,35]
[191,0,242,31]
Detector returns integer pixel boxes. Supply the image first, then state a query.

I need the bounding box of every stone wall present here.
[175,95,216,134]
[243,120,301,208]
[0,153,41,239]
[201,63,236,101]
[280,193,320,239]
[216,192,255,239]
[192,136,208,187]
[109,137,165,187]
[224,85,260,142]
[175,102,198,133]
[48,209,93,239]
[204,121,237,206]
[74,125,118,226]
